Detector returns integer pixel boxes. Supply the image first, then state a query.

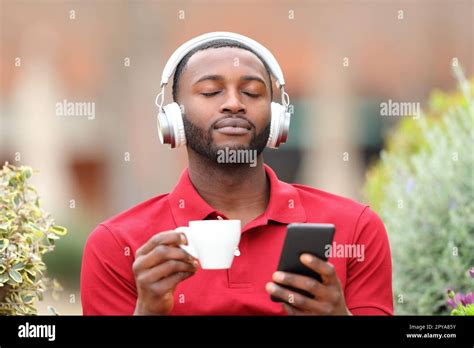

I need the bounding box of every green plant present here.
[0,163,67,315]
[364,67,474,314]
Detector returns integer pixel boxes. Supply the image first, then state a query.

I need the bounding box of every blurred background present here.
[1,0,472,315]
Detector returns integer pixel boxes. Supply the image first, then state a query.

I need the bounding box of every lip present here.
[215,126,251,135]
[214,118,252,130]
[213,117,252,136]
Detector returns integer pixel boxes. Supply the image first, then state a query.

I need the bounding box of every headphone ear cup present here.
[267,102,286,148]
[158,103,186,148]
[157,109,171,145]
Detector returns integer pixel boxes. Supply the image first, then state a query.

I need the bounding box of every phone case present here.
[270,223,335,303]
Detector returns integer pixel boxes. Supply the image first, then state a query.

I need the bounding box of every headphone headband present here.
[156,31,292,149]
[160,31,286,88]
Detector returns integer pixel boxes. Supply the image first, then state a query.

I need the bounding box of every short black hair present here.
[172,39,274,103]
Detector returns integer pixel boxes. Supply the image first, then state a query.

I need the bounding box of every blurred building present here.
[1,0,472,229]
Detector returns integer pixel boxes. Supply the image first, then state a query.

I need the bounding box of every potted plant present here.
[0,162,67,315]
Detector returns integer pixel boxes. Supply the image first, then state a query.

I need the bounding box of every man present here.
[81,36,393,316]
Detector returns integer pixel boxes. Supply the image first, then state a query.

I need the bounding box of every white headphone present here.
[155,31,291,149]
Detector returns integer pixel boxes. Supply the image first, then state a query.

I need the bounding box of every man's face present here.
[177,47,272,162]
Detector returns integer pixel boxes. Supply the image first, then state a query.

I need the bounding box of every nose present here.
[219,90,246,114]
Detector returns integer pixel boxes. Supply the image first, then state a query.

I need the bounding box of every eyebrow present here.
[193,74,267,87]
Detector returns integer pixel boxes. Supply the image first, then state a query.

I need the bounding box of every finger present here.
[283,303,311,316]
[272,271,331,300]
[150,271,195,297]
[133,244,195,274]
[300,254,337,285]
[138,259,198,284]
[266,281,334,315]
[136,231,187,257]
[265,282,317,311]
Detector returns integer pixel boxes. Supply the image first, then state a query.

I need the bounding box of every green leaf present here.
[22,295,35,304]
[24,223,41,233]
[25,268,36,276]
[32,227,44,241]
[12,262,25,271]
[12,194,20,207]
[24,271,35,283]
[0,222,10,232]
[23,168,32,180]
[0,272,9,283]
[8,268,23,283]
[8,177,17,188]
[50,225,67,236]
[0,238,8,252]
[47,233,60,240]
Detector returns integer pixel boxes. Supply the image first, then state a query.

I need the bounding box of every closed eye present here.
[244,92,260,98]
[200,91,260,98]
[201,91,220,97]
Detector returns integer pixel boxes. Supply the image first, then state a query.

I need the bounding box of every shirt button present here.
[234,247,241,256]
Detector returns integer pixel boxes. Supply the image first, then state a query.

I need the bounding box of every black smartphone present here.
[270,223,335,303]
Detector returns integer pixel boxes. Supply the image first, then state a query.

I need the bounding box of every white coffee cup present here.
[175,219,241,270]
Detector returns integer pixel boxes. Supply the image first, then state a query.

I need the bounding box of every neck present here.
[187,148,270,225]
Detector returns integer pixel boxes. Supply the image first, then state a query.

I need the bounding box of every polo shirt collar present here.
[168,164,307,228]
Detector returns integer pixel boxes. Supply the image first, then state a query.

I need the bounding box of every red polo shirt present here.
[81,164,393,315]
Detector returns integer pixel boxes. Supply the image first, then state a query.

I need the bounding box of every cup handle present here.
[175,226,198,259]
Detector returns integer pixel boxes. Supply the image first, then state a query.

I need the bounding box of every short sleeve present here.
[80,224,137,315]
[344,207,393,315]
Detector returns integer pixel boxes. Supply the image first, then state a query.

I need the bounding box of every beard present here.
[182,113,271,163]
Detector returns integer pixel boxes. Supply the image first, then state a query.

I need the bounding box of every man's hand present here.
[132,231,199,315]
[265,253,351,315]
